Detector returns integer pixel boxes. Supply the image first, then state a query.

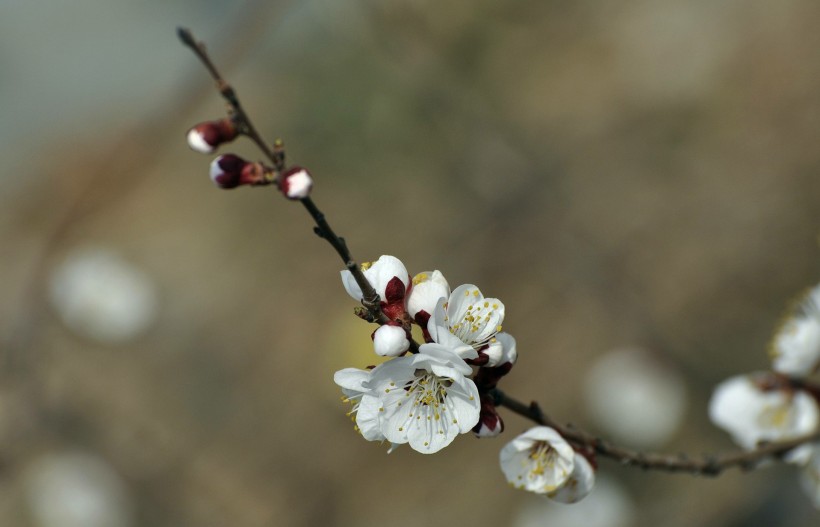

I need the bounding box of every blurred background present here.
[1,0,820,525]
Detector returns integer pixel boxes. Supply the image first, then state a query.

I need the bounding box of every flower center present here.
[528,442,560,478]
[447,300,503,349]
[758,402,794,430]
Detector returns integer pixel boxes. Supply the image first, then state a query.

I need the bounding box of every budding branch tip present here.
[177,27,196,47]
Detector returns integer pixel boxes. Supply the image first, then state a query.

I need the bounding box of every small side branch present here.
[493,389,820,476]
[178,27,382,313]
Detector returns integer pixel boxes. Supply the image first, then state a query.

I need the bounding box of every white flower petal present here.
[406,270,450,319]
[771,286,820,377]
[548,454,596,504]
[444,379,481,433]
[333,368,371,394]
[357,394,387,442]
[365,255,409,300]
[340,270,364,301]
[417,343,475,373]
[486,332,517,367]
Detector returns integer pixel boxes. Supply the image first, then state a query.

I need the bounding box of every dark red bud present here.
[473,393,504,438]
[209,154,267,189]
[187,118,239,153]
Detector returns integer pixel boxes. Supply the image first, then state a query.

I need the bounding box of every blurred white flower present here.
[547,453,596,504]
[24,451,133,527]
[583,348,687,448]
[802,446,820,508]
[499,427,575,495]
[512,476,635,527]
[709,373,819,462]
[49,246,159,343]
[770,284,820,377]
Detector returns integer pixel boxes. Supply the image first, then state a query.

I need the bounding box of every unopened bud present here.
[209,154,267,189]
[371,324,410,357]
[187,118,238,153]
[473,393,504,438]
[278,166,313,200]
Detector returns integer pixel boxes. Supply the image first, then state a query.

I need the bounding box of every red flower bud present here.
[473,393,504,438]
[187,118,238,153]
[278,166,313,200]
[209,154,267,189]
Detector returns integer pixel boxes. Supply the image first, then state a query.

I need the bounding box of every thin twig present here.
[177,27,383,315]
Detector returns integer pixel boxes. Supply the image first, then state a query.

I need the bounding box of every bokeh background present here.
[2,1,820,526]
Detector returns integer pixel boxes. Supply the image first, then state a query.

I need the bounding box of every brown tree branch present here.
[177,27,385,317]
[492,388,819,476]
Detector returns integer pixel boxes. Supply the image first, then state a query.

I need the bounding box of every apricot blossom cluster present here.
[179,28,820,510]
[334,255,596,501]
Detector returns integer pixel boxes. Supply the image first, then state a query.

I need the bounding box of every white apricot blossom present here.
[709,373,819,461]
[428,284,507,361]
[770,284,820,378]
[358,343,480,454]
[500,427,575,494]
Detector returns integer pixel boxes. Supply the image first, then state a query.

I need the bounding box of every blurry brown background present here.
[1,0,820,526]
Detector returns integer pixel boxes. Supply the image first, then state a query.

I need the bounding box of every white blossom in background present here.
[48,246,159,343]
[583,347,687,448]
[356,343,480,453]
[512,476,636,527]
[770,284,820,377]
[500,426,576,494]
[709,373,819,462]
[24,452,133,527]
[802,447,820,508]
